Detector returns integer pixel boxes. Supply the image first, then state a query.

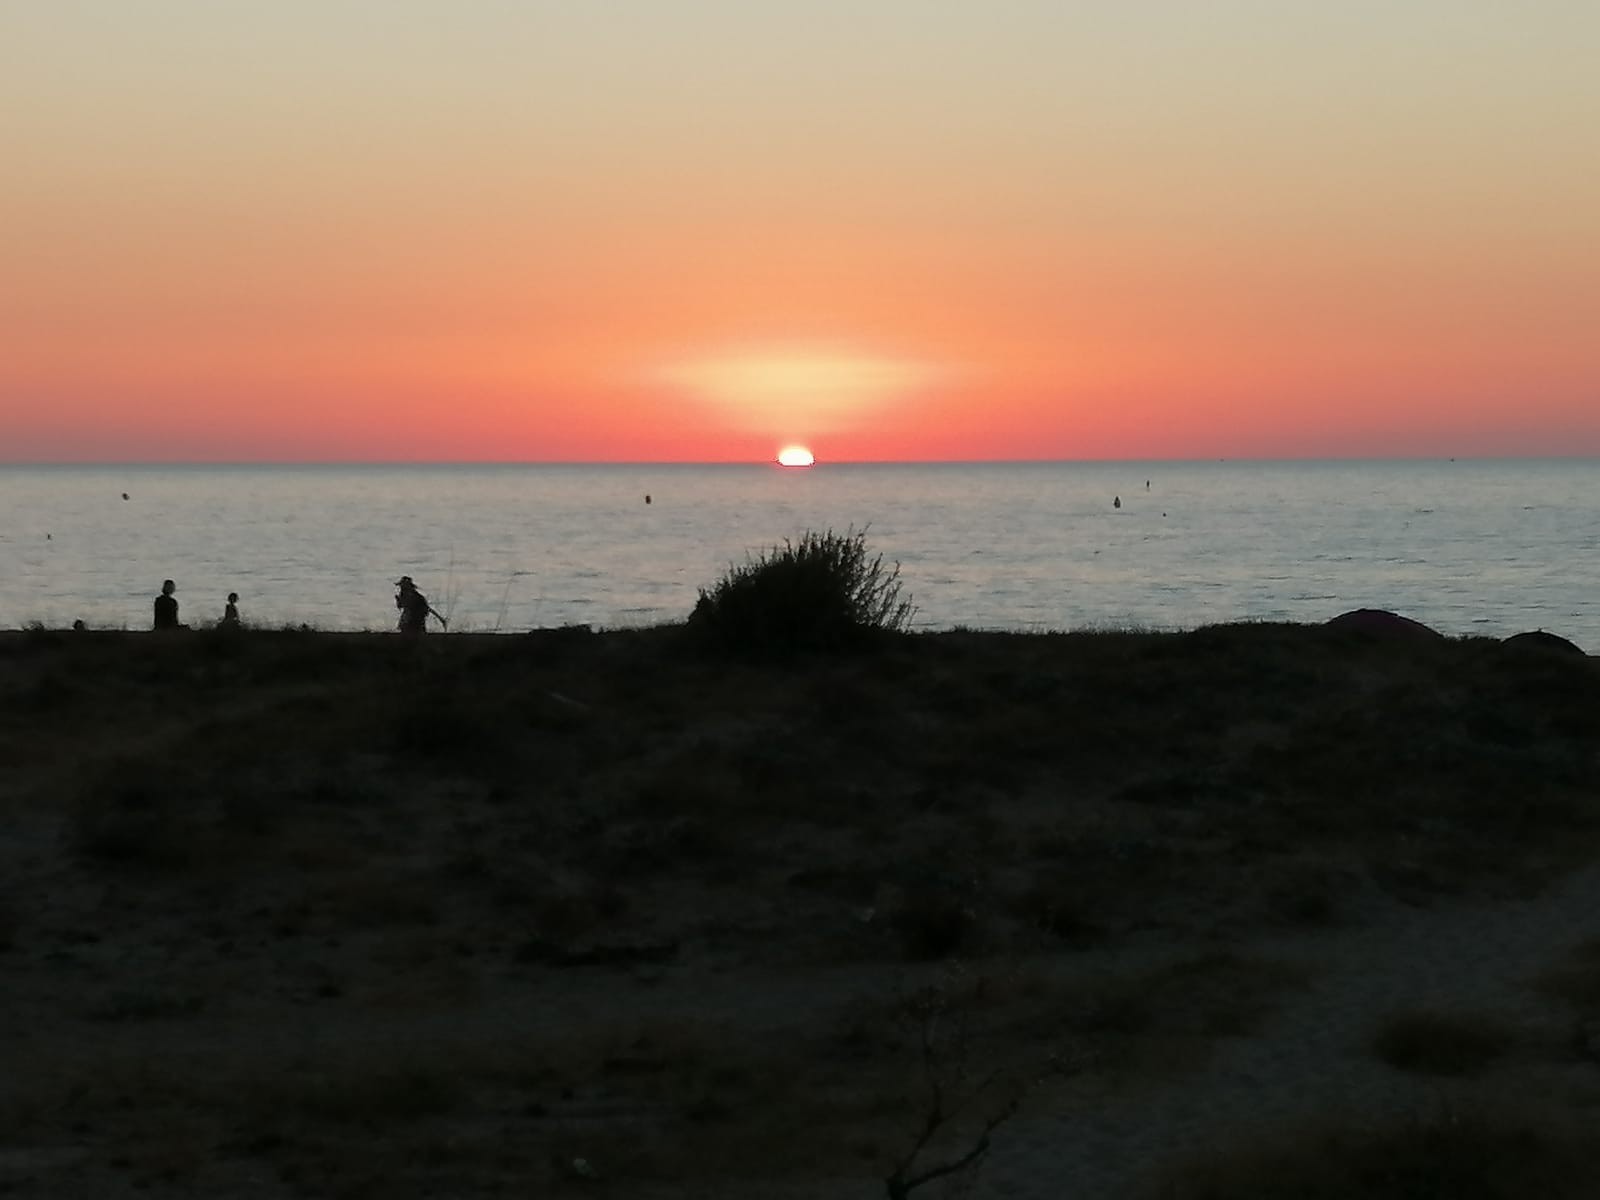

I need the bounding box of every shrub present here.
[689,527,915,655]
[1535,936,1600,1014]
[72,761,199,868]
[891,887,975,961]
[1370,1008,1514,1076]
[1150,1106,1600,1199]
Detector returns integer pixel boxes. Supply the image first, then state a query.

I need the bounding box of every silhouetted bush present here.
[1370,1008,1514,1076]
[689,527,915,655]
[1151,1106,1600,1199]
[891,887,975,961]
[72,761,195,867]
[1536,937,1600,1014]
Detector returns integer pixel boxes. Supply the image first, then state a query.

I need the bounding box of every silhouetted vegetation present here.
[2,621,1598,1197]
[1536,937,1600,1014]
[1150,1107,1600,1199]
[689,526,915,654]
[1370,1009,1516,1076]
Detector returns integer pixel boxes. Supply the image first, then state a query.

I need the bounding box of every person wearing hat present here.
[395,575,446,634]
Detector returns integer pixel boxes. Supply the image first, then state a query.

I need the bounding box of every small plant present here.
[883,974,1079,1199]
[1370,1008,1514,1076]
[87,991,206,1022]
[892,887,976,962]
[72,762,196,868]
[264,1065,463,1123]
[1150,1105,1600,1199]
[1535,936,1600,1013]
[689,526,915,655]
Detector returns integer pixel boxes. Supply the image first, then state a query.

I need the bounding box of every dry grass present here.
[1534,936,1600,1014]
[1147,1104,1600,1200]
[2,623,1598,1196]
[1369,1009,1518,1077]
[1532,935,1600,1063]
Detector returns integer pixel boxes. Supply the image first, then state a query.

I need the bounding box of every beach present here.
[3,621,1599,1197]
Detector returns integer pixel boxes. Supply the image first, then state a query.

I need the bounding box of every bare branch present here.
[899,1096,1019,1194]
[886,973,1036,1200]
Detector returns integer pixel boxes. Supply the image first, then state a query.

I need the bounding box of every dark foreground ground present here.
[2,623,1599,1198]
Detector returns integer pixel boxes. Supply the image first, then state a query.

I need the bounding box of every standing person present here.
[395,575,445,634]
[153,579,185,630]
[220,592,241,628]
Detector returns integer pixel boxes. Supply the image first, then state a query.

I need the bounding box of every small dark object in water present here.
[72,619,86,631]
[1113,495,1121,509]
[1503,629,1585,657]
[645,494,651,504]
[121,492,129,500]
[1326,608,1442,639]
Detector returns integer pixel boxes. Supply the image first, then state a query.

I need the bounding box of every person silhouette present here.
[153,579,187,631]
[395,576,445,634]
[220,592,241,629]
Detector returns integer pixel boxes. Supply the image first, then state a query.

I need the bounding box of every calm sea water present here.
[2,461,1597,648]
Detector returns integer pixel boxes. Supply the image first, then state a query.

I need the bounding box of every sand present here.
[1,623,1597,1198]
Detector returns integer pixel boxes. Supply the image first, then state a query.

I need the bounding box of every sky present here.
[2,1,1597,463]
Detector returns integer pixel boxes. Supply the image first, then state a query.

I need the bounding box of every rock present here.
[1325,608,1442,639]
[1503,629,1586,657]
[1575,1018,1600,1062]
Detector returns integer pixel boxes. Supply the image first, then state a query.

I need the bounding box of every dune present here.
[1,622,1598,1198]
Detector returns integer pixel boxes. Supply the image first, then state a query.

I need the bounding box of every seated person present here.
[154,579,188,631]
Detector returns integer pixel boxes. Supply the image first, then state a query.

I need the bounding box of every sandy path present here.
[981,860,1600,1199]
[7,832,1599,1199]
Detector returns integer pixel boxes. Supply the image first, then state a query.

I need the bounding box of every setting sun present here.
[776,445,816,468]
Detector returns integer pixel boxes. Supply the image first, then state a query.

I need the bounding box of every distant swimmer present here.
[1145,480,1150,490]
[395,575,446,634]
[1113,496,1122,509]
[645,494,652,505]
[121,492,129,500]
[220,592,241,629]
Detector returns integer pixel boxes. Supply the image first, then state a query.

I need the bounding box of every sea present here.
[2,460,1597,648]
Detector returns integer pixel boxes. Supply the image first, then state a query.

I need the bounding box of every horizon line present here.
[3,453,1599,469]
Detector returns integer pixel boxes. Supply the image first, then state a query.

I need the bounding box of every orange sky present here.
[2,3,1597,462]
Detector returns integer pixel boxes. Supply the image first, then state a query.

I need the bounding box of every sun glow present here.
[655,349,942,440]
[776,445,816,467]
